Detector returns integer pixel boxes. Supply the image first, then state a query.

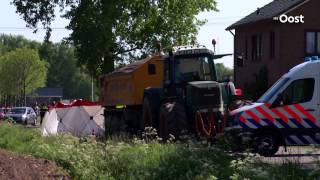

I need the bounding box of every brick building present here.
[227,0,320,98]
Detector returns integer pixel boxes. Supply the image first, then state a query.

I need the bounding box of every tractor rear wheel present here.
[159,102,187,141]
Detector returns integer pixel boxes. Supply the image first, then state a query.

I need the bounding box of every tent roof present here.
[53,99,101,109]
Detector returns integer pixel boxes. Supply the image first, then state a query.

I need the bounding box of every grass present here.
[0,122,318,180]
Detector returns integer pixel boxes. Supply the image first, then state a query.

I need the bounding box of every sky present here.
[0,0,272,68]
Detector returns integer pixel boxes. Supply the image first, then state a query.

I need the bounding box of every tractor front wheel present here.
[159,102,187,141]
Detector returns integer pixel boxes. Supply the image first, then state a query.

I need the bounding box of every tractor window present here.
[280,78,314,105]
[202,58,211,80]
[175,56,214,82]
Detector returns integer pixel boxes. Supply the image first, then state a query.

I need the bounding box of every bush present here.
[0,123,315,180]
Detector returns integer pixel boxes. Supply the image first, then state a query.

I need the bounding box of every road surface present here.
[262,146,320,169]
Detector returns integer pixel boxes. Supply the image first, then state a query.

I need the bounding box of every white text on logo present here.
[273,14,304,24]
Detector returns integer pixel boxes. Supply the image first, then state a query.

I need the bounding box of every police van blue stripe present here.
[303,118,318,128]
[286,136,296,145]
[261,118,276,127]
[312,135,320,144]
[296,135,309,144]
[239,121,250,129]
[289,118,305,129]
[247,118,261,128]
[275,118,291,128]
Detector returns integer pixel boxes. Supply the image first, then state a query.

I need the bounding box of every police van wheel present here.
[254,133,279,157]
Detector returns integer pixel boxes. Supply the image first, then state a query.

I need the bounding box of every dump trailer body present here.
[102,56,164,107]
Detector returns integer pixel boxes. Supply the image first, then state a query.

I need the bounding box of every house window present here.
[252,35,262,61]
[270,31,275,58]
[306,31,320,55]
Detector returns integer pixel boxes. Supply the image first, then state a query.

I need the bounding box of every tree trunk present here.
[102,53,115,74]
[101,1,118,74]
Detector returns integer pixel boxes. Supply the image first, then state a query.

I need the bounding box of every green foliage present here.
[13,0,218,76]
[0,34,93,100]
[215,63,233,81]
[0,123,316,180]
[0,34,40,54]
[0,48,47,99]
[38,42,92,100]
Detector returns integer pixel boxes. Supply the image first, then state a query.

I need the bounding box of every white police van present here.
[227,56,320,156]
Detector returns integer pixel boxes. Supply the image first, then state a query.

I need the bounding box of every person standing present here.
[39,104,48,125]
[32,102,40,116]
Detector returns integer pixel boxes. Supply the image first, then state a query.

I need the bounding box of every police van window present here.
[258,77,289,103]
[281,78,314,105]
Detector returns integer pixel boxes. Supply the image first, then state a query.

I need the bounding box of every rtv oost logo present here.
[273,14,305,24]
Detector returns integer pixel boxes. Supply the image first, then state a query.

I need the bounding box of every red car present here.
[0,108,5,119]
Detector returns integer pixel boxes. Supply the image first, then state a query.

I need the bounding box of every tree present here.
[215,63,233,81]
[0,48,47,105]
[12,0,217,77]
[38,42,92,100]
[0,34,93,100]
[0,34,40,55]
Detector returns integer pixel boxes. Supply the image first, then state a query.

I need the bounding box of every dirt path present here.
[0,150,69,180]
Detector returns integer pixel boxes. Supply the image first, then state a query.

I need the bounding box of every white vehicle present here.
[5,107,37,125]
[227,56,320,156]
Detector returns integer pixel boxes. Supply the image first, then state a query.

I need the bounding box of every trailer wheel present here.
[105,113,126,135]
[142,97,156,129]
[123,108,141,133]
[159,102,187,141]
[254,133,279,156]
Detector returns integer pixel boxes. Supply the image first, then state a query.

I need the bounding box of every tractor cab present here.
[163,46,216,93]
[162,45,232,111]
[170,46,217,83]
[155,45,235,140]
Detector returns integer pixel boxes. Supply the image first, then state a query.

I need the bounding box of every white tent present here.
[41,100,105,137]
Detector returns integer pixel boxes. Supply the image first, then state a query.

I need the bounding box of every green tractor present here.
[141,44,236,140]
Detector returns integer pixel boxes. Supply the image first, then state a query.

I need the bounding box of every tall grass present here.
[0,123,317,180]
